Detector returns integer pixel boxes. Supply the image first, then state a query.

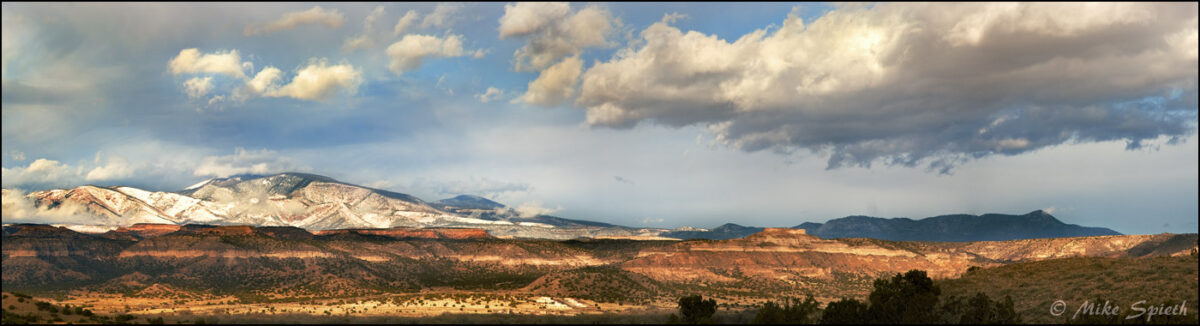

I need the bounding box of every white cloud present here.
[575,3,1200,171]
[513,200,562,218]
[1,189,100,224]
[393,10,420,36]
[169,49,361,102]
[244,6,345,36]
[264,60,363,101]
[85,154,133,181]
[498,3,616,109]
[182,76,213,99]
[385,34,467,74]
[421,3,462,29]
[498,2,570,38]
[498,2,616,72]
[519,55,582,107]
[1,158,80,188]
[167,48,247,78]
[193,148,306,178]
[244,66,283,96]
[476,87,506,103]
[342,6,386,53]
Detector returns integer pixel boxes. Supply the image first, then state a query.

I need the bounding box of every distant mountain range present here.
[666,211,1121,242]
[2,173,660,239]
[660,223,766,240]
[793,210,1122,241]
[1,172,1122,241]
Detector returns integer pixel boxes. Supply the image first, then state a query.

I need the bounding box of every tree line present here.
[667,269,1020,324]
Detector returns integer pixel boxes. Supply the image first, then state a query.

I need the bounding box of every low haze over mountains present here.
[2,172,1124,241]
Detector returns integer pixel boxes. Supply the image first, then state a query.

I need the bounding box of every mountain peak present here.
[713,223,754,231]
[798,211,1119,242]
[435,195,505,210]
[1025,209,1055,218]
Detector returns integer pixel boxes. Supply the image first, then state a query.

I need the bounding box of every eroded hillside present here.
[2,224,1195,306]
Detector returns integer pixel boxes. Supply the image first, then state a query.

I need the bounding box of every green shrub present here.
[752,296,820,324]
[675,295,717,324]
[819,298,869,324]
[867,270,941,324]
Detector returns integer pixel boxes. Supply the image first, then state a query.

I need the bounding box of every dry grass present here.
[938,255,1199,324]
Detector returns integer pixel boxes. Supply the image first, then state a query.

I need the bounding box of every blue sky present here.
[2,2,1197,234]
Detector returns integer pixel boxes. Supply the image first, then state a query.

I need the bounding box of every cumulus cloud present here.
[512,200,562,218]
[182,76,213,98]
[385,34,467,74]
[169,48,362,103]
[476,87,506,103]
[85,154,133,181]
[1,189,99,224]
[243,66,283,96]
[498,2,569,38]
[576,3,1200,172]
[262,60,362,101]
[498,2,616,72]
[421,3,461,29]
[342,6,386,53]
[1,158,81,188]
[167,48,247,78]
[193,148,307,178]
[244,6,345,36]
[519,55,582,106]
[393,10,420,36]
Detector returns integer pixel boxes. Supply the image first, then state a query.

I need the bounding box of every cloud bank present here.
[575,3,1199,172]
[499,2,618,107]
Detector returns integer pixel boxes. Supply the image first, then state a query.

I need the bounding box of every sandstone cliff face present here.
[623,227,989,283]
[312,227,491,240]
[3,223,1195,301]
[108,224,183,239]
[930,233,1197,262]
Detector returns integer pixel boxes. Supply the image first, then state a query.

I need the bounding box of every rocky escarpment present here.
[105,224,183,239]
[623,228,989,283]
[312,227,491,239]
[930,233,1199,262]
[3,223,1194,301]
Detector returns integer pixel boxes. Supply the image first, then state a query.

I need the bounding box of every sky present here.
[1,2,1197,235]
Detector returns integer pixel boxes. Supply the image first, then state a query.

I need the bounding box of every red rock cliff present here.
[313,227,491,239]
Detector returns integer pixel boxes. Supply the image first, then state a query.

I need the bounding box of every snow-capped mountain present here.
[6,173,524,230]
[19,186,177,225]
